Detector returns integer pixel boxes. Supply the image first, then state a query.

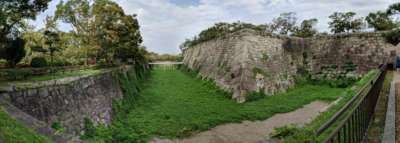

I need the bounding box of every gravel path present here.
[151,101,330,143]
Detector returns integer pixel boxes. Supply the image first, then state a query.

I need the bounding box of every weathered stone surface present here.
[183,29,399,101]
[0,71,123,136]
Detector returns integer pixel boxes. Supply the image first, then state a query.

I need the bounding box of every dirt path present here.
[151,101,330,143]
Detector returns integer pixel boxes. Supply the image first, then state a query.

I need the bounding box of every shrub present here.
[271,124,316,143]
[3,69,33,80]
[271,124,301,139]
[246,91,266,102]
[283,129,316,143]
[81,118,96,139]
[51,59,71,67]
[383,29,400,45]
[2,38,26,67]
[30,57,47,68]
[51,121,64,134]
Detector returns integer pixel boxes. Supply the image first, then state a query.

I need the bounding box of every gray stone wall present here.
[306,32,397,74]
[0,71,123,135]
[183,29,399,101]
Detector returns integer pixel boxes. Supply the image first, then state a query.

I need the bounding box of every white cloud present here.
[31,0,398,54]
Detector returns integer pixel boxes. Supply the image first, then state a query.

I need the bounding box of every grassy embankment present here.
[88,65,346,142]
[0,107,52,143]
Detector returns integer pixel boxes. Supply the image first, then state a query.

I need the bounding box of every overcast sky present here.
[30,0,397,54]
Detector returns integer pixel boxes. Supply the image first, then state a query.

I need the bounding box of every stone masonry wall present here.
[0,71,123,135]
[183,29,399,101]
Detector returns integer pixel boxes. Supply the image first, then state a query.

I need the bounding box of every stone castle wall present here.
[0,70,124,135]
[183,29,399,102]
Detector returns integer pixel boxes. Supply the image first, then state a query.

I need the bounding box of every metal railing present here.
[316,63,387,143]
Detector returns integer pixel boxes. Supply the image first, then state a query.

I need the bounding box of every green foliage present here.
[81,118,96,139]
[271,124,301,139]
[30,57,48,67]
[271,124,317,143]
[181,22,268,48]
[246,91,267,102]
[88,67,344,142]
[3,38,26,67]
[280,70,379,142]
[1,69,33,81]
[51,121,64,134]
[366,11,398,31]
[383,28,400,45]
[342,62,357,72]
[282,129,316,143]
[0,0,51,42]
[56,0,144,65]
[0,107,52,143]
[147,52,182,62]
[292,18,318,37]
[387,2,400,15]
[328,12,364,33]
[270,12,298,35]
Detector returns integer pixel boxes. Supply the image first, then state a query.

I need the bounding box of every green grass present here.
[27,69,104,81]
[0,107,52,143]
[95,66,346,142]
[276,70,380,142]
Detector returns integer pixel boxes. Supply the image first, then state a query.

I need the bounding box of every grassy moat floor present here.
[115,67,346,141]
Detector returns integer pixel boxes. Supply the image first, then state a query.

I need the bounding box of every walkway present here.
[395,71,400,143]
[151,101,330,143]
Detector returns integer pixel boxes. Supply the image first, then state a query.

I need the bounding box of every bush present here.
[2,38,26,67]
[81,118,96,139]
[3,69,33,80]
[271,124,301,139]
[271,124,316,143]
[51,59,71,67]
[30,57,47,68]
[383,29,400,45]
[246,91,266,102]
[51,121,65,134]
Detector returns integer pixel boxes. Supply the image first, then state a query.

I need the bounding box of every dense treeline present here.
[181,2,400,49]
[0,0,148,68]
[147,52,182,62]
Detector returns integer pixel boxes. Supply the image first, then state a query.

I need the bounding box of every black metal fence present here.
[316,63,387,143]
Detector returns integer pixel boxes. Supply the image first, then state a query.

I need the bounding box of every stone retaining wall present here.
[0,71,123,135]
[183,29,399,101]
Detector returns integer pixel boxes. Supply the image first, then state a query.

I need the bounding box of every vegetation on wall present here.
[383,29,400,45]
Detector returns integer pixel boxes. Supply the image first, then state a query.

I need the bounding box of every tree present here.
[387,2,400,16]
[92,0,142,64]
[270,12,298,35]
[328,12,364,33]
[292,18,318,37]
[366,11,397,31]
[55,0,95,65]
[0,0,51,41]
[0,0,50,67]
[4,38,26,67]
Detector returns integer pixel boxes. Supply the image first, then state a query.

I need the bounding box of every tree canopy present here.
[292,18,318,37]
[328,12,364,33]
[366,11,397,31]
[55,0,143,65]
[0,0,51,67]
[270,12,298,35]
